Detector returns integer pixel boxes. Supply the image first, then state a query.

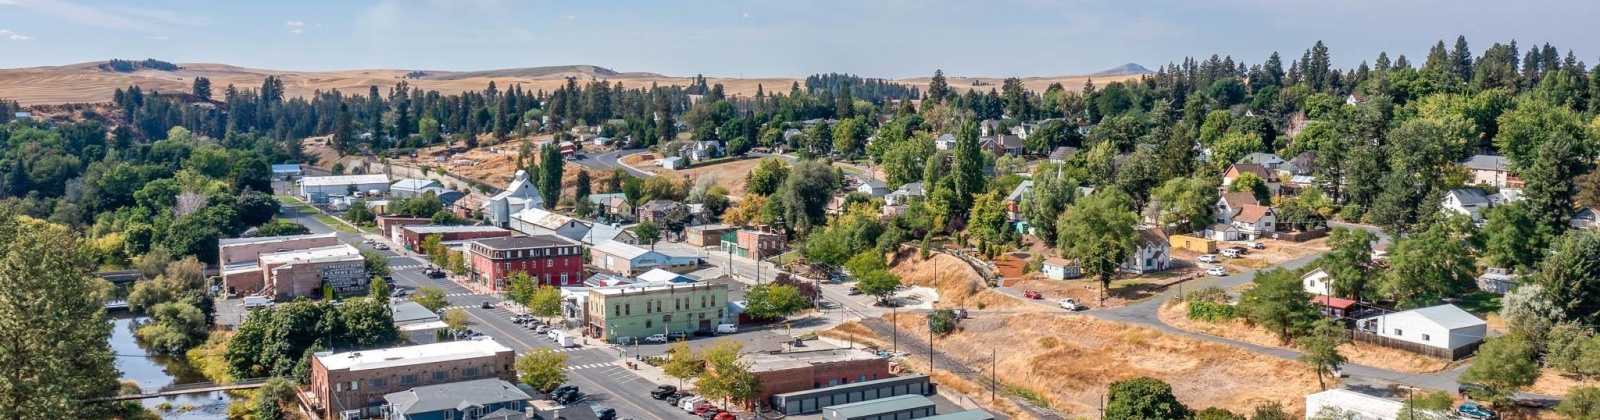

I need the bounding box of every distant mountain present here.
[426,65,663,80]
[1087,63,1152,77]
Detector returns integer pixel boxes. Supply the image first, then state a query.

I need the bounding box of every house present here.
[1230,205,1276,240]
[1305,388,1402,420]
[392,301,447,344]
[1287,151,1317,176]
[1221,163,1280,195]
[979,119,1004,136]
[1491,188,1524,205]
[884,182,925,206]
[660,156,687,170]
[396,225,512,253]
[1235,152,1285,170]
[856,179,888,197]
[482,170,544,229]
[1302,268,1333,296]
[638,199,686,224]
[1572,206,1600,229]
[589,240,700,275]
[1476,267,1519,294]
[592,136,612,146]
[1214,192,1261,224]
[984,135,1025,156]
[300,174,392,199]
[1311,295,1360,319]
[1010,123,1040,140]
[468,235,585,290]
[688,140,723,161]
[582,223,639,246]
[934,133,957,151]
[747,348,891,406]
[306,340,517,419]
[508,207,591,243]
[1204,224,1240,241]
[1122,228,1171,274]
[784,129,803,142]
[1042,257,1081,280]
[587,193,634,221]
[1462,154,1520,188]
[1440,188,1493,221]
[1005,180,1033,231]
[382,378,532,420]
[584,282,728,341]
[1048,147,1077,164]
[271,163,303,181]
[1355,304,1488,359]
[558,141,577,158]
[721,225,788,260]
[1345,92,1368,105]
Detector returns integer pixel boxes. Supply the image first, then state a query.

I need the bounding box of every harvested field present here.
[1158,301,1450,374]
[866,312,1320,418]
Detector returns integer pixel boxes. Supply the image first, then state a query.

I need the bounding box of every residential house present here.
[979,119,1004,137]
[589,240,700,275]
[1204,224,1240,241]
[381,378,531,420]
[1573,206,1600,229]
[592,136,612,146]
[1214,192,1261,224]
[582,223,639,246]
[1476,267,1519,294]
[658,156,687,170]
[508,207,591,243]
[390,179,445,199]
[1440,188,1493,222]
[934,133,957,151]
[587,193,634,221]
[1235,153,1285,170]
[1042,258,1081,280]
[688,140,723,161]
[856,180,888,198]
[468,235,585,290]
[306,340,517,419]
[1302,268,1334,296]
[638,199,686,225]
[558,141,577,158]
[1221,163,1281,196]
[1355,304,1488,359]
[721,225,788,260]
[1462,154,1520,188]
[1345,92,1367,105]
[584,282,728,341]
[983,135,1026,156]
[1122,229,1171,274]
[1048,147,1077,164]
[1230,205,1276,240]
[1010,123,1040,140]
[783,129,803,142]
[1005,181,1033,232]
[482,170,544,229]
[884,182,925,206]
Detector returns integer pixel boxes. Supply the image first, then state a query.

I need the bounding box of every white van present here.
[679,396,704,411]
[243,296,273,310]
[716,324,738,334]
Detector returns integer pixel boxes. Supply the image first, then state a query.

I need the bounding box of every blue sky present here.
[2,0,1599,78]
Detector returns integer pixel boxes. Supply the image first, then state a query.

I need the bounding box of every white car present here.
[643,334,668,344]
[1205,267,1228,277]
[1197,254,1220,263]
[1057,298,1086,311]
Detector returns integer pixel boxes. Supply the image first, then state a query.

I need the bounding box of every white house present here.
[1461,154,1516,188]
[856,179,888,197]
[1440,188,1493,221]
[482,170,544,228]
[687,141,723,162]
[390,178,444,199]
[1302,268,1333,296]
[1572,206,1600,229]
[1215,192,1260,224]
[884,182,925,206]
[299,174,391,198]
[1231,204,1276,240]
[1048,146,1077,164]
[1205,224,1240,241]
[509,207,591,243]
[934,133,958,151]
[1122,228,1171,274]
[1042,257,1081,280]
[1305,388,1403,420]
[1355,304,1487,352]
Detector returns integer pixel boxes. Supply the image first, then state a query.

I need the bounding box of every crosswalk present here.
[446,292,481,297]
[392,264,426,270]
[565,362,614,371]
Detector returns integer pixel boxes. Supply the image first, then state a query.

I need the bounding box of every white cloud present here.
[0,29,34,40]
[562,15,576,20]
[290,29,303,34]
[285,21,304,26]
[0,0,208,32]
[742,12,752,19]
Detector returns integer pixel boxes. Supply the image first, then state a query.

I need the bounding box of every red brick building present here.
[376,216,431,239]
[304,340,517,419]
[396,225,512,254]
[468,235,585,291]
[747,349,891,406]
[721,225,787,260]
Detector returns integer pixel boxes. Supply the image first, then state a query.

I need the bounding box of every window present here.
[547,259,553,268]
[433,371,449,381]
[646,320,652,328]
[370,378,388,388]
[1421,334,1431,341]
[614,304,621,316]
[351,381,359,391]
[335,382,342,392]
[462,368,480,377]
[625,304,631,316]
[401,374,418,385]
[859,375,868,382]
[445,411,453,420]
[1393,329,1404,336]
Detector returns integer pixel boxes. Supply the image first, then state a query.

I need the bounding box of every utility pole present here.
[892,306,898,353]
[928,316,934,372]
[990,348,996,402]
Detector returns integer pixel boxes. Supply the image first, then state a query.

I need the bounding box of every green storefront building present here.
[585,282,729,342]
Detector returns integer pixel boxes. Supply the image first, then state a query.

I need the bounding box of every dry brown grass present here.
[671,158,766,196]
[889,250,1029,311]
[1527,369,1598,398]
[1158,301,1450,374]
[875,312,1319,418]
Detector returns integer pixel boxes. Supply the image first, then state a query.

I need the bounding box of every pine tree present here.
[927,69,950,103]
[191,77,212,100]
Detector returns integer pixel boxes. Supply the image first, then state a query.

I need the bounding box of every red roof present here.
[1311,295,1358,310]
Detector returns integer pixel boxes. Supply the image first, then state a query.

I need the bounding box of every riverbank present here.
[110,312,233,419]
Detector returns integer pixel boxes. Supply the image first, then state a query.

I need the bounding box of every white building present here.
[1355,304,1487,352]
[1440,188,1493,221]
[299,174,391,198]
[1304,388,1402,420]
[1302,268,1333,296]
[856,179,888,197]
[390,178,444,198]
[1231,204,1276,240]
[482,170,544,228]
[1122,228,1171,274]
[509,207,592,243]
[588,240,699,276]
[1042,257,1081,280]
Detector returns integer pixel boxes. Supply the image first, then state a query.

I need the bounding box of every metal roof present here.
[824,394,934,418]
[299,174,390,187]
[382,378,529,415]
[472,235,576,250]
[317,340,511,371]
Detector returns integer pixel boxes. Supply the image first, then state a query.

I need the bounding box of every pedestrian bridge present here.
[90,378,271,402]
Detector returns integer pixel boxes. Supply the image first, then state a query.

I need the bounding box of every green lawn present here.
[313,214,358,233]
[770,251,803,265]
[1457,291,1502,316]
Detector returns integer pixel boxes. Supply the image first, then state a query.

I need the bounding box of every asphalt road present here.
[572,149,655,178]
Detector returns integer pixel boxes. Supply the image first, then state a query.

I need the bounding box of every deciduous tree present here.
[516,349,569,392]
[1057,188,1138,302]
[1459,335,1541,403]
[1105,377,1190,420]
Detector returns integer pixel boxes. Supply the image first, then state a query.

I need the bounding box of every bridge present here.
[90,378,272,402]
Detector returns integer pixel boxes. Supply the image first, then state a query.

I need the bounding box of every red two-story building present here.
[468,235,584,291]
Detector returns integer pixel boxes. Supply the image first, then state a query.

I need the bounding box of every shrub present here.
[1188,301,1237,322]
[1180,286,1229,303]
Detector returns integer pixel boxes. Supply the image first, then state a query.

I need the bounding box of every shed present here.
[822,394,936,420]
[1168,235,1217,254]
[1041,257,1081,280]
[1475,267,1518,294]
[1354,304,1487,359]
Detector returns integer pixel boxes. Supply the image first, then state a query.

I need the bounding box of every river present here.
[110,313,233,419]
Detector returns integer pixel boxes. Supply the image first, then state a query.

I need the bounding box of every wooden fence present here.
[1273,228,1328,242]
[1350,330,1481,360]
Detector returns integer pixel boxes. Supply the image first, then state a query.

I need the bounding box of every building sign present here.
[321,262,370,296]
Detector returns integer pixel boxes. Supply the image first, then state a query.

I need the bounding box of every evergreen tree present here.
[927,69,950,104]
[191,77,212,100]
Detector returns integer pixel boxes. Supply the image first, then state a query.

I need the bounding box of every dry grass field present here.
[0,61,1143,106]
[889,250,1032,311]
[1158,301,1451,374]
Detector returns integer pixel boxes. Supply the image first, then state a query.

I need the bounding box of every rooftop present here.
[393,178,443,190]
[918,410,996,420]
[590,282,722,297]
[747,348,883,373]
[258,244,362,266]
[300,174,390,187]
[382,378,530,415]
[590,240,653,260]
[825,394,934,418]
[316,340,513,371]
[1369,304,1487,330]
[636,268,693,284]
[512,207,586,230]
[271,163,302,173]
[219,232,337,246]
[473,235,576,250]
[403,225,511,234]
[392,301,441,324]
[1462,154,1511,171]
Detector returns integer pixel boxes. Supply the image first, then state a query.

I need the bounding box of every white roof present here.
[258,244,362,265]
[316,340,512,371]
[636,268,683,283]
[591,282,719,296]
[219,232,337,246]
[301,174,390,187]
[392,178,442,190]
[1305,389,1402,419]
[512,207,586,230]
[1367,304,1486,331]
[402,225,509,234]
[590,239,651,260]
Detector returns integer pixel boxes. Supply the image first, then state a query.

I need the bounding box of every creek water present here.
[109,313,233,419]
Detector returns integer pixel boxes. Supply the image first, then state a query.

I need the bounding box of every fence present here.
[1350,330,1481,360]
[1273,228,1328,242]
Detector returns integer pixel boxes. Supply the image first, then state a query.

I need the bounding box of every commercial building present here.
[272,163,303,181]
[771,375,932,416]
[376,216,432,239]
[390,179,444,198]
[584,282,729,342]
[1304,388,1402,420]
[749,349,891,406]
[300,174,392,198]
[467,235,585,290]
[396,225,512,254]
[720,225,787,260]
[822,394,936,420]
[306,340,517,419]
[392,301,447,344]
[589,240,700,276]
[218,233,341,296]
[381,378,531,420]
[508,207,591,243]
[685,224,735,247]
[257,244,369,299]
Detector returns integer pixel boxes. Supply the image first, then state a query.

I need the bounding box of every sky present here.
[2,0,1600,79]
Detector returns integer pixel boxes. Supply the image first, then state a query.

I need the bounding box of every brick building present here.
[467,235,585,291]
[396,225,512,254]
[748,349,891,406]
[218,233,342,296]
[257,244,369,300]
[721,225,787,260]
[376,216,432,238]
[305,340,517,419]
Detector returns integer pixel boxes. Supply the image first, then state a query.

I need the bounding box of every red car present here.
[713,413,736,420]
[1023,290,1043,299]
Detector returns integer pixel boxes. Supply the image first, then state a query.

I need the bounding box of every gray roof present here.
[919,410,997,420]
[1049,146,1077,160]
[391,301,441,324]
[996,134,1025,149]
[1006,180,1034,201]
[1236,152,1284,166]
[861,179,886,189]
[895,182,924,195]
[825,394,935,418]
[1462,155,1510,171]
[1447,188,1492,207]
[393,178,443,190]
[935,133,957,143]
[271,164,302,173]
[473,235,576,250]
[383,379,529,415]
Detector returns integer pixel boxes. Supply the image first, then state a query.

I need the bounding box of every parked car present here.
[1457,402,1497,419]
[847,286,861,295]
[373,243,389,250]
[667,331,688,341]
[480,301,493,309]
[1246,241,1266,249]
[1198,254,1220,263]
[1221,247,1246,258]
[362,239,375,244]
[651,385,678,399]
[1459,382,1495,400]
[534,325,549,333]
[594,407,617,420]
[426,269,447,278]
[693,328,716,337]
[1058,298,1085,311]
[1205,267,1228,277]
[545,385,577,400]
[644,334,668,344]
[713,413,736,420]
[716,324,738,334]
[1023,290,1043,299]
[665,393,689,405]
